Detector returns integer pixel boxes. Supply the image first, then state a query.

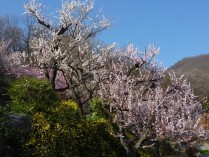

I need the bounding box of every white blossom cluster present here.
[0,40,27,74]
[22,0,111,78]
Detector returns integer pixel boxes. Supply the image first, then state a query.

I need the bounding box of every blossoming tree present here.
[97,44,207,157]
[23,0,111,89]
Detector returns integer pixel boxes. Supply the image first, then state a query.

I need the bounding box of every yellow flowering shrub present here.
[24,112,57,157]
[23,103,125,157]
[60,99,79,111]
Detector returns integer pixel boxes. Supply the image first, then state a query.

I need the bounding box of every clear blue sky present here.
[1,0,209,67]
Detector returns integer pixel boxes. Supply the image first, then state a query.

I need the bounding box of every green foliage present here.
[87,97,110,121]
[8,77,59,114]
[203,97,209,110]
[89,97,103,113]
[199,149,209,155]
[0,76,13,110]
[87,97,104,120]
[0,77,12,92]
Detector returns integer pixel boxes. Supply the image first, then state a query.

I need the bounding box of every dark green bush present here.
[8,77,59,114]
[0,77,13,107]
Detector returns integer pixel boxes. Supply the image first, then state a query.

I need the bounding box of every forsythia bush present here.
[24,100,125,157]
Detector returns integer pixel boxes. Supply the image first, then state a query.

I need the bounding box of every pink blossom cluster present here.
[9,66,67,89]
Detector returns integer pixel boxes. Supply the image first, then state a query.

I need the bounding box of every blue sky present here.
[1,0,209,67]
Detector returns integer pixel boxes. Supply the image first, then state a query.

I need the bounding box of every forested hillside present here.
[171,54,209,98]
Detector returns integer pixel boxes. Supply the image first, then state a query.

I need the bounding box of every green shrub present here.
[199,149,209,155]
[89,97,103,113]
[87,97,111,121]
[0,77,12,93]
[8,77,59,114]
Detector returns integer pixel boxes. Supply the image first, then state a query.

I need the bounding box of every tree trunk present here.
[154,141,161,157]
[118,127,139,157]
[50,61,58,90]
[50,67,57,90]
[78,102,84,116]
[43,64,50,80]
[126,149,139,157]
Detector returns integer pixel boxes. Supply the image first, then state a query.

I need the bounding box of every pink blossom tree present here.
[97,44,207,157]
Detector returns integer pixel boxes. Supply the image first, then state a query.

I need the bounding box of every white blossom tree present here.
[23,0,111,89]
[97,44,207,157]
[15,0,113,114]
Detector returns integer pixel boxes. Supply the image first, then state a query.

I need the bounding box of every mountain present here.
[170,54,209,99]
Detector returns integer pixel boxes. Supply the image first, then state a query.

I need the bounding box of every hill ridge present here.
[171,53,209,98]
